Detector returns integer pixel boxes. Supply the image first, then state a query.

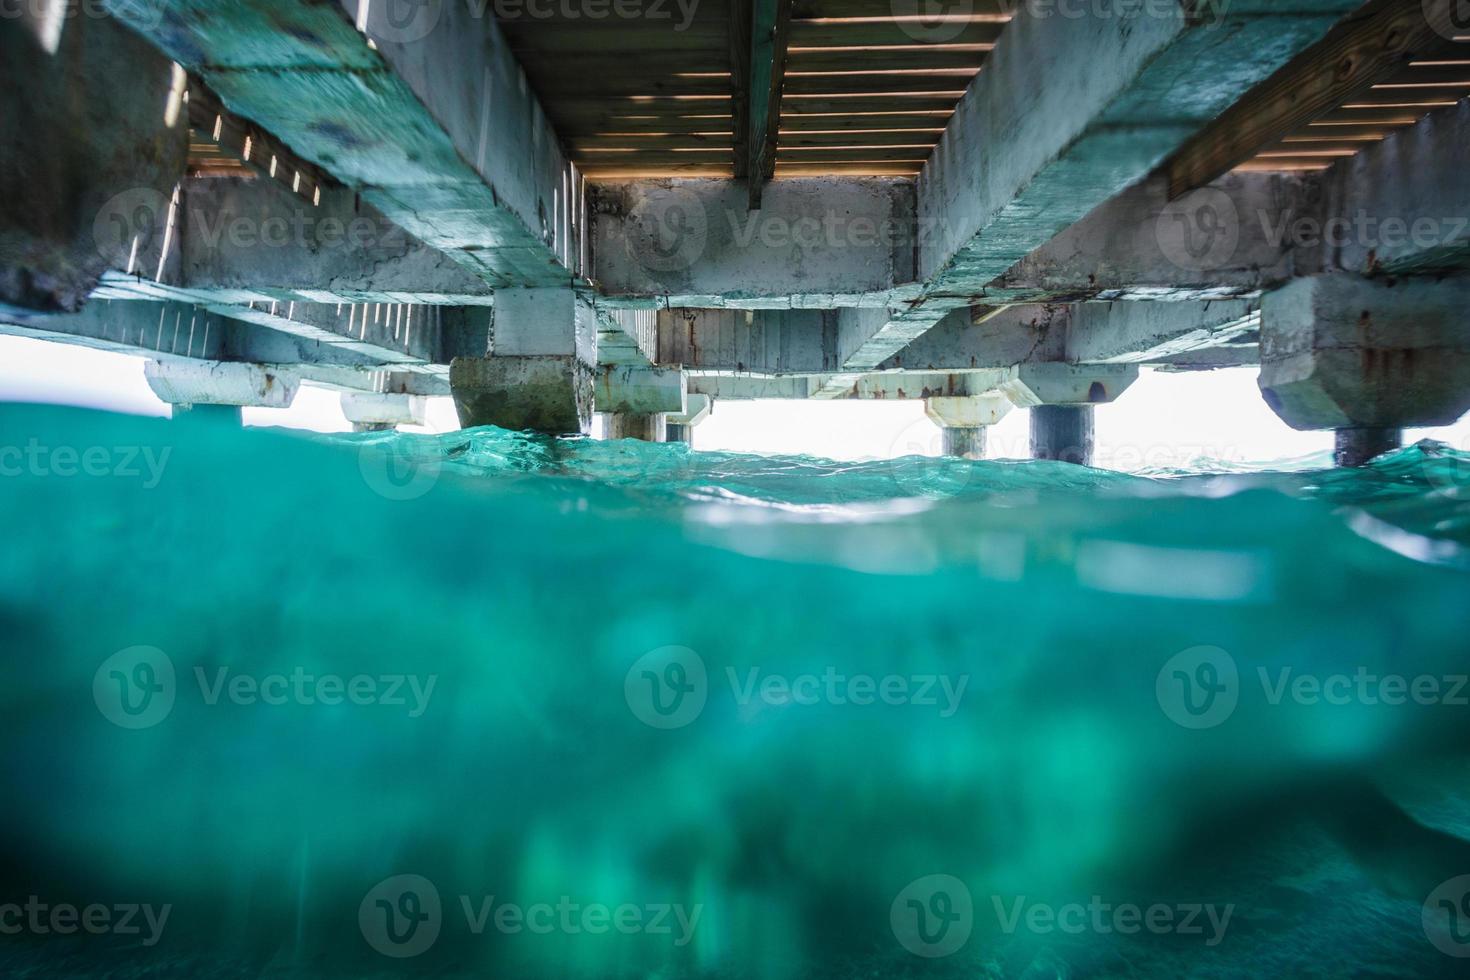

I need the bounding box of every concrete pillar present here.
[1259,275,1470,466]
[603,414,665,442]
[924,395,1010,460]
[172,404,244,426]
[664,394,712,445]
[1000,364,1137,466]
[1031,405,1095,465]
[941,427,986,460]
[1336,428,1403,468]
[450,288,596,435]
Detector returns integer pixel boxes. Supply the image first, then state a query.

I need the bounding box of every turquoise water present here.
[2,402,1470,977]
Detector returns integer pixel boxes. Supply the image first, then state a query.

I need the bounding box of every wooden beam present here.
[1165,0,1462,198]
[747,0,793,209]
[731,0,752,180]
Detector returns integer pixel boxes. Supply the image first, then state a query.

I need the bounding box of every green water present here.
[2,403,1470,978]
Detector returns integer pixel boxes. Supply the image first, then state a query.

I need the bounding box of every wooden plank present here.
[788,21,1004,48]
[792,0,1011,18]
[774,163,921,176]
[569,134,735,150]
[784,49,986,72]
[776,145,931,162]
[782,73,973,96]
[781,110,953,129]
[781,95,960,113]
[1165,0,1464,198]
[580,164,735,177]
[778,129,941,146]
[731,0,752,179]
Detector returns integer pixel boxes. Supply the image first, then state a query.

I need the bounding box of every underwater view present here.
[3,402,1469,978]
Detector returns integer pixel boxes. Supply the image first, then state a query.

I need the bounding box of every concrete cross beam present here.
[144,359,298,408]
[665,393,713,443]
[1312,100,1470,278]
[596,308,659,368]
[594,367,687,416]
[164,177,495,306]
[590,179,920,309]
[1000,364,1140,409]
[1,12,188,313]
[655,308,837,376]
[925,395,1013,460]
[341,392,429,431]
[1259,273,1470,438]
[1065,300,1261,364]
[819,0,1364,395]
[103,0,578,289]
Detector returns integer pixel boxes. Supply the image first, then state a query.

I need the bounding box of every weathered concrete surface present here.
[657,308,837,376]
[1259,274,1470,431]
[877,306,1063,375]
[591,179,918,309]
[341,392,429,429]
[1030,405,1095,466]
[450,355,591,434]
[103,0,576,287]
[594,367,687,416]
[939,426,986,461]
[1001,364,1139,408]
[995,172,1312,303]
[144,359,298,408]
[176,178,495,305]
[450,288,598,434]
[822,0,1362,393]
[1066,300,1261,364]
[1312,100,1470,278]
[1,14,187,312]
[597,308,658,367]
[603,413,665,442]
[665,393,712,443]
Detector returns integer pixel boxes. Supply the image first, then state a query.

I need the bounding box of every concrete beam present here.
[823,0,1362,390]
[590,179,919,308]
[1313,99,1470,277]
[104,0,578,287]
[144,359,298,408]
[1066,300,1261,364]
[655,308,836,376]
[1000,364,1139,408]
[593,366,687,415]
[1259,273,1470,432]
[341,392,429,430]
[877,306,1064,375]
[1,12,187,312]
[170,177,494,305]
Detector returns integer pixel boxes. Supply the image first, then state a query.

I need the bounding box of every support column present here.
[664,394,713,444]
[1030,406,1095,465]
[449,288,596,435]
[924,395,1011,461]
[1335,428,1403,469]
[603,414,665,442]
[1000,364,1138,467]
[1260,275,1470,467]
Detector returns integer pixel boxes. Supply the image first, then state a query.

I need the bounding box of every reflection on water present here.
[2,403,1469,977]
